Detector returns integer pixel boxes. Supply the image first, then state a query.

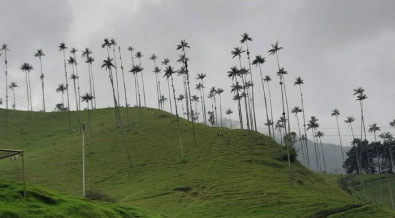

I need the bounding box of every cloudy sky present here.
[0,0,394,144]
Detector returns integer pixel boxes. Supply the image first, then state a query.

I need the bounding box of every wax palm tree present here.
[177,94,186,118]
[197,73,207,124]
[264,75,275,138]
[268,41,283,69]
[130,65,143,111]
[379,131,395,209]
[307,116,320,172]
[177,57,190,120]
[55,103,65,111]
[34,49,46,111]
[164,65,184,160]
[8,82,18,110]
[228,67,243,129]
[295,77,309,167]
[118,46,130,126]
[217,88,224,127]
[226,109,234,129]
[150,54,161,109]
[331,109,345,163]
[70,48,81,110]
[315,131,327,173]
[81,93,94,152]
[191,95,199,122]
[56,84,67,106]
[162,58,172,113]
[195,83,205,122]
[253,55,271,137]
[59,43,71,130]
[291,106,305,165]
[354,87,370,174]
[230,80,243,129]
[109,39,121,106]
[275,118,285,145]
[177,40,197,146]
[159,95,167,111]
[153,66,162,109]
[82,48,96,108]
[101,57,132,166]
[345,116,361,174]
[20,63,33,111]
[68,57,79,111]
[240,33,257,131]
[369,123,382,200]
[135,51,146,107]
[128,46,139,106]
[279,115,293,186]
[209,87,219,126]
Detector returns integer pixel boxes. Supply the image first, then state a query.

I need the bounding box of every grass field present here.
[0,107,394,217]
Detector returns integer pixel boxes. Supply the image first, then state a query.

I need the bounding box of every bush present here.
[85,189,116,202]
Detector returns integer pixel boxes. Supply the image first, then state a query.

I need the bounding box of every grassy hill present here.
[0,179,159,218]
[0,107,393,217]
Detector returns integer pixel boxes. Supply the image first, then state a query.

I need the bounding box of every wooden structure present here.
[0,149,26,198]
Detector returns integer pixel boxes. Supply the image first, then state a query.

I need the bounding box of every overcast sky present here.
[0,0,395,145]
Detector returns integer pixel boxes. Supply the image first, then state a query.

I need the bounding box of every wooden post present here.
[21,151,26,198]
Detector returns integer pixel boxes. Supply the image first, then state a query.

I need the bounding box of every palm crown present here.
[268,41,283,56]
[331,109,340,117]
[34,49,45,58]
[20,63,33,72]
[231,47,244,58]
[252,55,265,66]
[240,33,252,44]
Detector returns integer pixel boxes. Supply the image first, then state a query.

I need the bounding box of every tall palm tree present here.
[315,131,327,173]
[228,67,243,129]
[135,51,146,107]
[81,93,94,153]
[217,88,224,127]
[8,82,18,110]
[177,40,197,146]
[56,84,67,106]
[59,43,71,130]
[331,109,345,163]
[177,59,190,120]
[291,106,305,165]
[307,116,320,172]
[354,87,370,172]
[162,58,172,113]
[177,94,186,118]
[278,114,292,186]
[118,46,130,126]
[253,55,271,137]
[70,48,81,110]
[369,123,382,200]
[20,63,33,111]
[197,73,207,124]
[34,49,46,111]
[150,54,161,109]
[101,57,132,166]
[264,75,275,138]
[191,95,199,122]
[240,33,257,131]
[159,95,167,111]
[345,116,361,173]
[164,65,184,160]
[68,57,79,111]
[268,41,283,69]
[130,65,143,119]
[294,77,309,167]
[82,48,96,108]
[195,83,204,122]
[275,118,284,145]
[232,47,250,130]
[128,46,138,106]
[226,109,234,129]
[110,39,121,106]
[209,87,219,126]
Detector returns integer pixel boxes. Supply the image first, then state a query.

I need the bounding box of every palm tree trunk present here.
[266,81,275,139]
[25,72,30,111]
[13,90,15,110]
[39,57,46,112]
[112,47,121,107]
[335,116,345,163]
[87,62,94,109]
[312,129,320,172]
[240,75,250,130]
[213,96,218,126]
[4,49,9,138]
[87,102,93,153]
[298,85,309,168]
[373,133,382,202]
[229,114,232,129]
[62,50,72,131]
[282,76,291,137]
[319,137,327,172]
[28,73,33,111]
[90,63,97,109]
[155,73,160,109]
[295,113,306,165]
[170,74,184,160]
[118,47,130,127]
[245,41,257,131]
[219,95,223,127]
[167,79,172,113]
[258,64,271,137]
[201,80,207,124]
[234,77,243,129]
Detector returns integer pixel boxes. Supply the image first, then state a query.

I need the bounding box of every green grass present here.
[0,107,393,217]
[0,179,159,218]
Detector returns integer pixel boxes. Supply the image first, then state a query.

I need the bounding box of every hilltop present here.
[0,108,393,217]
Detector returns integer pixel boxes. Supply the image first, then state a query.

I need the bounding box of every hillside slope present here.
[0,108,393,217]
[0,179,159,218]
